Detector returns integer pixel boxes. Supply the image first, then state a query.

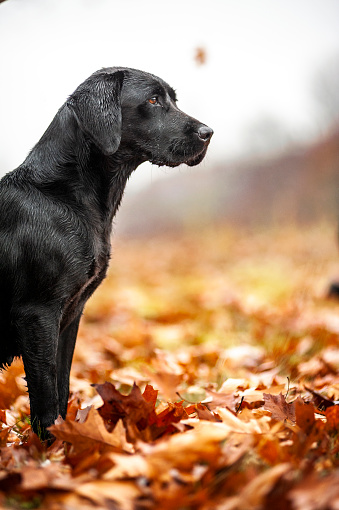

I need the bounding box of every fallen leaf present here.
[289,472,339,510]
[0,360,25,408]
[94,382,157,432]
[75,480,141,510]
[325,405,339,433]
[217,463,291,510]
[203,389,236,411]
[263,393,297,423]
[305,385,335,411]
[20,463,74,492]
[48,407,133,454]
[295,399,315,434]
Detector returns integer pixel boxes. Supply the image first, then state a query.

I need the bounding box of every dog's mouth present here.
[185,145,209,167]
[150,141,210,168]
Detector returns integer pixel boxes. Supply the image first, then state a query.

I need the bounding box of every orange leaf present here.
[142,384,159,406]
[325,405,339,433]
[75,480,141,509]
[295,399,315,434]
[194,47,207,66]
[20,463,75,492]
[48,407,133,454]
[0,409,6,424]
[0,360,25,408]
[257,437,282,465]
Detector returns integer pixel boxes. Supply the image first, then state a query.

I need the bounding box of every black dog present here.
[0,67,213,439]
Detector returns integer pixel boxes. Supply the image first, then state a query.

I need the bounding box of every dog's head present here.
[68,67,213,168]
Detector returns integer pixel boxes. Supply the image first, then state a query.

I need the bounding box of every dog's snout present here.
[197,125,213,142]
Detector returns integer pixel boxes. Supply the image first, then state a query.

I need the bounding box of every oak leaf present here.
[94,382,157,431]
[48,406,133,454]
[95,382,193,442]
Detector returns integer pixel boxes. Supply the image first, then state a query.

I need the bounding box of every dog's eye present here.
[148,97,158,105]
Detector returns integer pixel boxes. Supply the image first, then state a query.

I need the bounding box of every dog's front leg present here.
[14,306,60,440]
[57,311,83,420]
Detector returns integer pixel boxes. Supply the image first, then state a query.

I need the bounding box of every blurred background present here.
[0,0,339,236]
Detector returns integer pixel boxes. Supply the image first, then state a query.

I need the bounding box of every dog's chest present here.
[62,253,110,329]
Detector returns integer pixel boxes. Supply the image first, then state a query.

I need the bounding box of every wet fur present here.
[0,67,213,439]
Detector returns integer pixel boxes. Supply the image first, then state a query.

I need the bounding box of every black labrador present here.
[0,67,213,439]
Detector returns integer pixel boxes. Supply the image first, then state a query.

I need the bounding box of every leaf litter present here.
[1,223,339,509]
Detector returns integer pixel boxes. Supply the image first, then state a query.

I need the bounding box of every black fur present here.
[0,67,213,439]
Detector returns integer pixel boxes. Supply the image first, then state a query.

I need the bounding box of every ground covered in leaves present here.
[1,222,339,509]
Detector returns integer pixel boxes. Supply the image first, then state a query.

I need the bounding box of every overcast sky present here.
[1,0,339,189]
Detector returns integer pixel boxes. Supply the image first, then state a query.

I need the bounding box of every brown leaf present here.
[204,389,237,411]
[289,472,339,510]
[75,480,141,510]
[94,382,157,432]
[144,365,182,400]
[195,403,221,422]
[20,463,75,492]
[218,463,291,510]
[139,420,231,474]
[263,393,296,422]
[305,385,335,412]
[48,406,133,454]
[0,427,10,447]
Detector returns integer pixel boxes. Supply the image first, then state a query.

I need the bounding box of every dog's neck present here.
[23,104,142,227]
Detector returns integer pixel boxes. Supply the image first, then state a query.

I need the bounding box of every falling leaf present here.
[194,47,207,66]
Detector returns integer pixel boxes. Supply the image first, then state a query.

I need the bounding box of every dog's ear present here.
[68,70,124,156]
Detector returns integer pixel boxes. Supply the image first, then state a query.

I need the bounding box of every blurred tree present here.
[243,115,295,157]
[313,54,339,129]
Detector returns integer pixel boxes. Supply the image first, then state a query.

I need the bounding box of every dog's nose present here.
[197,125,213,142]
